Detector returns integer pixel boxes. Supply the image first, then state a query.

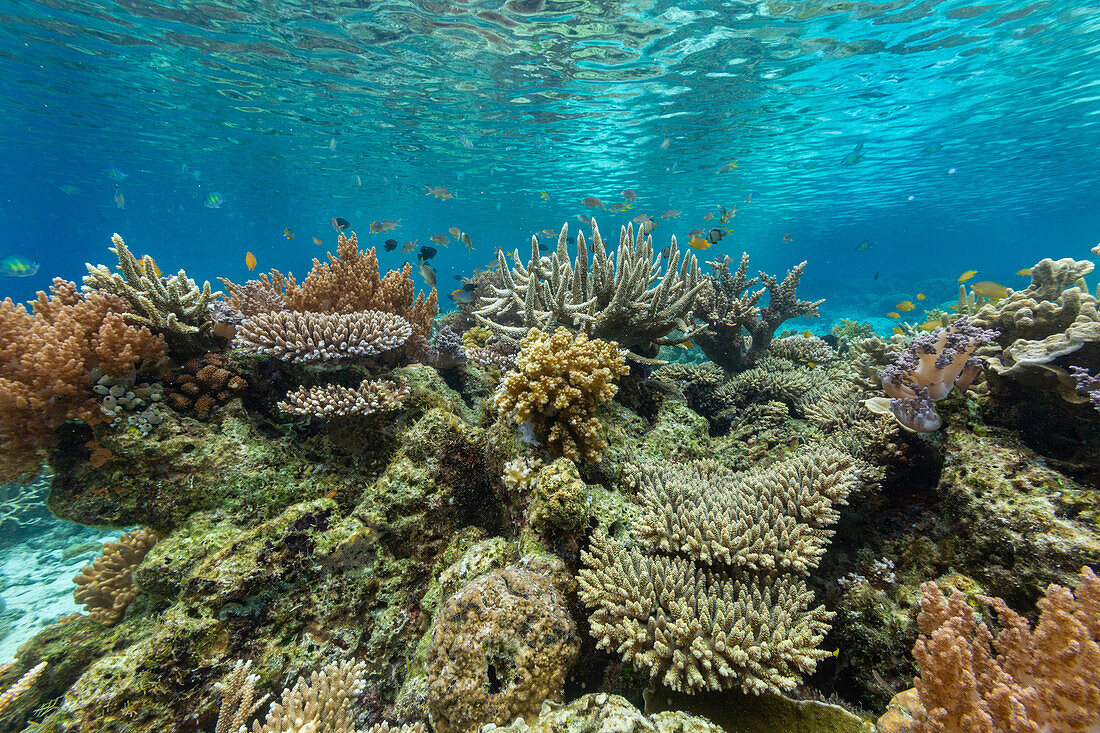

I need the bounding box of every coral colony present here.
[0,222,1098,733]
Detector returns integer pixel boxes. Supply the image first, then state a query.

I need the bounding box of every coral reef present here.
[475,220,704,353]
[72,529,161,626]
[494,327,629,462]
[163,352,248,417]
[233,310,412,362]
[693,253,824,372]
[84,234,220,353]
[904,568,1100,732]
[426,565,579,733]
[1071,365,1100,411]
[0,278,166,481]
[250,659,366,733]
[768,334,835,364]
[279,378,409,419]
[0,661,46,716]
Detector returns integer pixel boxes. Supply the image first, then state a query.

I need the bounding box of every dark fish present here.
[461,282,478,292]
[706,228,725,244]
[419,246,437,261]
[384,239,399,252]
[538,243,549,252]
[661,246,670,259]
[874,271,880,280]
[333,217,351,231]
[453,274,464,280]
[567,236,575,245]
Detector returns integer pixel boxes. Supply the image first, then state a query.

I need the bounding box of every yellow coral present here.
[461,326,492,349]
[494,327,628,463]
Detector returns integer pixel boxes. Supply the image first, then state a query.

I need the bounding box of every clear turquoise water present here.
[1,0,1098,325]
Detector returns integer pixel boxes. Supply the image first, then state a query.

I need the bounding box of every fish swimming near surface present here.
[402,240,418,253]
[660,137,670,149]
[607,202,633,212]
[283,228,295,240]
[971,281,1009,300]
[384,239,398,252]
[874,271,879,280]
[370,220,402,233]
[621,189,637,201]
[539,191,549,201]
[425,185,453,200]
[429,234,449,246]
[855,239,875,252]
[717,160,737,174]
[958,270,978,283]
[418,262,436,287]
[581,196,604,208]
[204,192,224,209]
[783,234,793,243]
[104,168,128,180]
[661,209,680,219]
[448,227,462,239]
[841,142,865,166]
[312,236,323,245]
[329,137,337,151]
[332,217,350,231]
[245,251,257,271]
[923,143,943,154]
[114,190,125,209]
[58,184,80,195]
[419,246,438,261]
[0,255,39,277]
[457,133,473,149]
[744,192,753,203]
[576,213,592,225]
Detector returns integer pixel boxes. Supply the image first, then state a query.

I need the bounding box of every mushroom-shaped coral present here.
[876,317,998,432]
[425,565,580,733]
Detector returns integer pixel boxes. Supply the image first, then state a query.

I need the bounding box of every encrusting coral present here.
[84,233,220,353]
[72,528,161,626]
[693,252,824,372]
[494,327,629,463]
[163,352,248,417]
[426,565,579,733]
[278,378,409,419]
[579,445,865,695]
[474,220,704,353]
[0,278,167,482]
[233,310,412,363]
[905,567,1100,733]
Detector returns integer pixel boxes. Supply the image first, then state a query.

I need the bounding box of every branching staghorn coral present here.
[767,334,834,365]
[250,659,367,733]
[72,528,161,625]
[233,310,412,363]
[474,220,705,353]
[693,253,824,373]
[495,327,628,463]
[0,661,47,716]
[278,378,409,419]
[84,233,220,353]
[874,316,998,432]
[908,567,1100,733]
[579,446,865,695]
[0,279,167,482]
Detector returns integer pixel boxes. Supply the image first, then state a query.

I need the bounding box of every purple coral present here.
[878,317,998,432]
[1069,366,1100,412]
[428,326,466,370]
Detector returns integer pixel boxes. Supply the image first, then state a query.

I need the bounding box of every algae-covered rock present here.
[482,692,724,733]
[644,687,874,733]
[426,564,580,733]
[527,458,589,535]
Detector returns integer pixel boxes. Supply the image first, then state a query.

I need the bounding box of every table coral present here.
[425,565,579,733]
[233,310,412,362]
[278,378,409,419]
[0,279,166,482]
[494,327,628,463]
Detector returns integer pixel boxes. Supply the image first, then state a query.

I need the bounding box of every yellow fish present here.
[688,236,711,250]
[138,258,162,278]
[245,251,257,271]
[893,326,905,335]
[312,236,322,245]
[676,340,695,350]
[919,320,941,331]
[539,191,549,200]
[807,362,817,369]
[887,312,901,319]
[958,270,978,283]
[418,262,436,287]
[948,304,960,312]
[916,293,925,300]
[283,228,294,240]
[803,330,814,338]
[971,281,1009,300]
[896,300,916,311]
[1016,268,1032,276]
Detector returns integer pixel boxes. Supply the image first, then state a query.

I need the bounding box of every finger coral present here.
[233,310,412,363]
[494,327,628,463]
[877,316,998,432]
[693,253,824,372]
[72,528,161,626]
[0,279,167,482]
[475,220,705,352]
[250,659,367,733]
[908,567,1100,733]
[84,233,220,354]
[278,378,409,418]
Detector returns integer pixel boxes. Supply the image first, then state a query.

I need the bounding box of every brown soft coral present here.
[0,280,166,481]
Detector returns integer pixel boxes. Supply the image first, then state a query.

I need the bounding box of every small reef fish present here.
[923,143,942,154]
[607,202,633,212]
[576,213,592,225]
[855,240,875,252]
[719,207,738,223]
[919,320,941,331]
[283,228,295,239]
[245,251,257,271]
[429,234,449,246]
[449,288,475,304]
[419,246,438,261]
[581,196,604,208]
[717,160,737,174]
[874,271,880,280]
[370,220,402,233]
[916,293,925,300]
[104,168,128,180]
[0,255,39,278]
[58,184,80,195]
[332,218,350,231]
[783,234,793,243]
[384,239,398,252]
[744,192,753,203]
[893,326,905,335]
[1016,268,1032,276]
[896,301,916,311]
[688,229,703,237]
[402,240,418,253]
[887,312,901,319]
[660,137,671,149]
[457,133,473,148]
[448,227,462,239]
[958,270,978,283]
[355,175,362,187]
[971,281,1009,300]
[706,228,725,244]
[538,243,549,252]
[461,232,474,251]
[425,186,453,200]
[114,190,125,209]
[841,142,865,166]
[312,236,323,245]
[538,229,555,238]
[621,189,637,201]
[704,212,714,220]
[676,340,694,350]
[204,192,224,209]
[661,209,680,219]
[418,262,436,287]
[329,137,337,150]
[688,236,711,251]
[138,258,161,278]
[539,191,549,201]
[803,330,814,338]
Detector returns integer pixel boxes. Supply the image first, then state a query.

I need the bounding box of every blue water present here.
[2,0,1099,326]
